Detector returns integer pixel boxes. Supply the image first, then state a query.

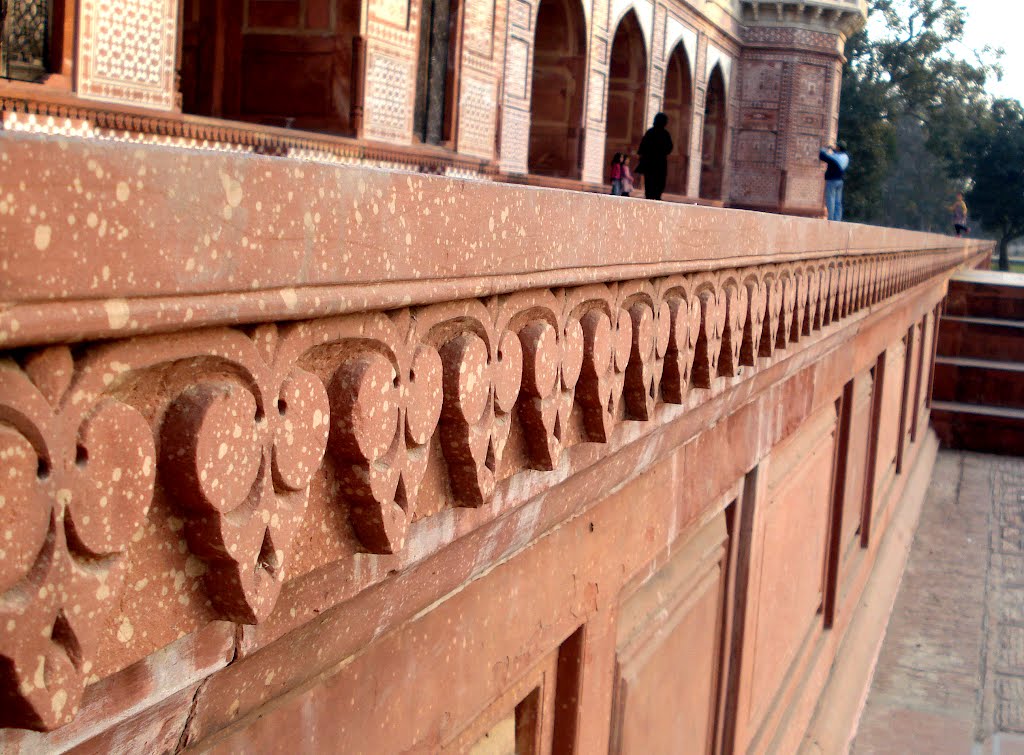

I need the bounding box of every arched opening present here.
[179,0,361,135]
[528,0,587,178]
[413,0,462,146]
[699,64,727,200]
[604,10,647,183]
[662,42,692,196]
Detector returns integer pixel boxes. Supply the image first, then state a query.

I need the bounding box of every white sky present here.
[957,1,1023,102]
[865,1,1024,102]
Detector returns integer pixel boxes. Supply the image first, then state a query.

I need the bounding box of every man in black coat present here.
[637,113,673,201]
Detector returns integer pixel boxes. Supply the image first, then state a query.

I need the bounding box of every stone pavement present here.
[853,451,1024,754]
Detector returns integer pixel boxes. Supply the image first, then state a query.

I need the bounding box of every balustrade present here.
[0,133,990,748]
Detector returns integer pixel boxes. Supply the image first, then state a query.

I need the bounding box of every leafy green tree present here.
[880,118,958,232]
[838,27,897,221]
[966,99,1024,270]
[838,0,1000,228]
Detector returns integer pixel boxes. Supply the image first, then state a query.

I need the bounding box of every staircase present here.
[931,270,1024,454]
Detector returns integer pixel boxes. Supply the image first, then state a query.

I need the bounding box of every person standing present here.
[620,155,634,197]
[950,193,969,237]
[610,153,624,196]
[637,113,673,201]
[819,141,850,221]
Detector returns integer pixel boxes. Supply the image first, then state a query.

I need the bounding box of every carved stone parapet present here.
[0,134,990,732]
[0,246,983,729]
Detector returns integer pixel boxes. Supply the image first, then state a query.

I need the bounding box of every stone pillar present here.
[497,0,535,174]
[454,0,506,159]
[579,0,607,185]
[729,0,866,215]
[685,33,707,199]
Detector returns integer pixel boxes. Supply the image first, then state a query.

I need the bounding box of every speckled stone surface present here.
[0,133,986,347]
[0,131,992,746]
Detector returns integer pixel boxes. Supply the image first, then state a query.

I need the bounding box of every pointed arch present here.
[528,0,588,178]
[608,0,652,56]
[699,63,727,200]
[603,9,647,183]
[662,41,692,195]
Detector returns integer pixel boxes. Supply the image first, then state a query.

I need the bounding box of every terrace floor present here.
[853,450,1024,754]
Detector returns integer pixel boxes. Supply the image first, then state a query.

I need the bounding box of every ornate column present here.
[730,0,866,216]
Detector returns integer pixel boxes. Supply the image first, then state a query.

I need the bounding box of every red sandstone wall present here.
[0,133,988,752]
[2,0,861,212]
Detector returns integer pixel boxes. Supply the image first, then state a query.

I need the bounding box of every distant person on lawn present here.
[950,193,969,237]
[819,142,850,221]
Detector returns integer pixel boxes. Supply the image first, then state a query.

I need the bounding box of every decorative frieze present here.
[741,0,866,41]
[0,240,980,729]
[0,131,988,732]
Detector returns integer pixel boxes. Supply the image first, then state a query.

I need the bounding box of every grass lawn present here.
[988,260,1024,273]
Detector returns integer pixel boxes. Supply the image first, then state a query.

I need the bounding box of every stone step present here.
[932,358,1024,411]
[937,315,1024,362]
[944,270,1024,319]
[930,400,1024,454]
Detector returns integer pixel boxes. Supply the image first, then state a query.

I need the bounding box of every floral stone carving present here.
[0,350,155,730]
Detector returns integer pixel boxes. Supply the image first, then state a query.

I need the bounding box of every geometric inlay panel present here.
[76,0,178,110]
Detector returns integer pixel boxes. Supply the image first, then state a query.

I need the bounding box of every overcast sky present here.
[865,1,1022,102]
[956,0,1020,102]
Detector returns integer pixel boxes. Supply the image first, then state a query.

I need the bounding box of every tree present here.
[966,99,1024,270]
[838,0,999,227]
[838,27,897,222]
[880,117,958,232]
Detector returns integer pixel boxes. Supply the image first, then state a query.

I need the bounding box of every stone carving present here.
[660,281,702,405]
[310,313,443,555]
[622,291,670,421]
[512,292,584,471]
[0,348,155,730]
[741,60,782,103]
[576,296,632,442]
[0,246,976,731]
[152,328,330,624]
[742,272,768,366]
[719,276,750,378]
[364,51,414,142]
[691,276,727,388]
[431,302,523,508]
[759,270,784,358]
[0,93,501,180]
[77,0,178,110]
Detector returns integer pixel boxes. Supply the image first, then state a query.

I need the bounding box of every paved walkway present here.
[853,451,1024,754]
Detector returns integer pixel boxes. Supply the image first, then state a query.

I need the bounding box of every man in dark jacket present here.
[637,113,673,201]
[819,141,850,221]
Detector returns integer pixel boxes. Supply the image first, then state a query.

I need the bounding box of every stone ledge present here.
[0,134,989,346]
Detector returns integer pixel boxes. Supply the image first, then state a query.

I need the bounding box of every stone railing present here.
[0,132,989,749]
